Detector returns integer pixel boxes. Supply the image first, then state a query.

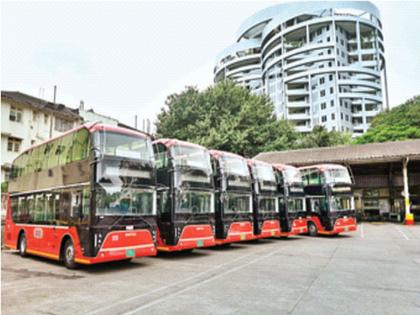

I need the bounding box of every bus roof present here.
[153,138,207,150]
[272,163,297,171]
[299,164,347,172]
[209,149,245,160]
[21,123,148,155]
[247,159,273,168]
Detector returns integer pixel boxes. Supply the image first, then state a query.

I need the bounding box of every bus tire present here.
[308,222,318,237]
[18,232,28,257]
[62,239,78,269]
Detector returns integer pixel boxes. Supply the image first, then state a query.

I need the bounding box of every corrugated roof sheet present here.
[255,139,420,166]
[1,91,81,120]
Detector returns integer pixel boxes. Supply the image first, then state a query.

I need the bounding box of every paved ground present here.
[2,223,420,315]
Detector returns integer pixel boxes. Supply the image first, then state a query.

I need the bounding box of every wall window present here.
[319,77,325,85]
[329,74,333,81]
[330,100,334,107]
[330,87,334,94]
[321,115,327,122]
[55,117,73,132]
[9,106,23,123]
[7,137,21,152]
[321,102,326,110]
[331,113,336,120]
[320,90,326,97]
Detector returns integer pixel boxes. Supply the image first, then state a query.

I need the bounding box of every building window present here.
[7,137,22,152]
[331,113,335,120]
[44,114,49,124]
[321,102,326,110]
[346,115,349,121]
[327,36,331,42]
[319,78,325,85]
[330,87,334,94]
[341,113,344,119]
[330,100,334,107]
[321,115,327,122]
[9,106,23,123]
[320,90,326,97]
[329,74,333,81]
[55,117,73,132]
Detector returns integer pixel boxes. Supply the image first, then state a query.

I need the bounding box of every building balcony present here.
[286,88,309,96]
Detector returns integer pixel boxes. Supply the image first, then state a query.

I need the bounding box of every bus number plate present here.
[126,249,135,257]
[240,234,246,241]
[271,231,275,236]
[197,240,204,247]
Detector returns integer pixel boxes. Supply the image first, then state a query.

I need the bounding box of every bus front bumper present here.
[215,221,256,245]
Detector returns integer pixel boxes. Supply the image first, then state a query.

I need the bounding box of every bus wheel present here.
[308,223,318,237]
[19,233,28,257]
[63,239,78,269]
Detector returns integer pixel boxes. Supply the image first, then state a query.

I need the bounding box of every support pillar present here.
[402,157,413,225]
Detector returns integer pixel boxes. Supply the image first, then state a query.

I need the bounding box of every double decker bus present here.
[4,124,157,268]
[272,164,307,237]
[153,139,215,251]
[300,164,357,236]
[247,160,281,238]
[210,150,255,245]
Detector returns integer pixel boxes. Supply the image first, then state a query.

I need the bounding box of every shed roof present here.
[255,139,420,166]
[1,91,81,120]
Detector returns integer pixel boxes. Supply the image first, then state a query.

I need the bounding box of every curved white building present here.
[214,1,386,135]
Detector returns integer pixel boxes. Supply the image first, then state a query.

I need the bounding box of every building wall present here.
[214,1,385,135]
[1,99,80,181]
[78,109,119,125]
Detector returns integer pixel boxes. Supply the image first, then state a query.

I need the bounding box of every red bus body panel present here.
[4,221,156,264]
[307,216,357,235]
[156,224,215,251]
[279,218,308,237]
[256,219,281,239]
[215,221,256,245]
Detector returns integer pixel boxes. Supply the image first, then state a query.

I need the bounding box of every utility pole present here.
[53,85,57,103]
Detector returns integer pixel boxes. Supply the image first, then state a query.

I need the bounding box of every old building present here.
[1,91,82,181]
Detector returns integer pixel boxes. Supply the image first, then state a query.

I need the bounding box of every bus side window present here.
[154,144,168,169]
[17,197,27,223]
[57,192,71,224]
[34,194,46,223]
[71,191,83,219]
[27,196,35,223]
[46,193,55,224]
[10,197,18,221]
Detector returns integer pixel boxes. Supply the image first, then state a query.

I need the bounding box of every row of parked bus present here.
[4,124,357,268]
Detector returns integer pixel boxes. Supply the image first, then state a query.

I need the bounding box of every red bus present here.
[4,123,157,268]
[247,160,281,238]
[300,164,357,236]
[153,139,215,251]
[272,164,308,237]
[210,150,255,245]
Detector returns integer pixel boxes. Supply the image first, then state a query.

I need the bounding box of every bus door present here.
[69,189,90,255]
[310,197,329,229]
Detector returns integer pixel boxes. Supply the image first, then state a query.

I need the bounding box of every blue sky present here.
[2,0,420,129]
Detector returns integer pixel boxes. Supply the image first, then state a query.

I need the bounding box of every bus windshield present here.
[254,163,276,182]
[259,197,278,212]
[171,145,212,175]
[225,193,252,213]
[222,156,249,177]
[287,198,305,213]
[175,190,214,214]
[96,186,155,216]
[325,168,352,184]
[97,131,154,163]
[330,195,353,212]
[283,167,303,185]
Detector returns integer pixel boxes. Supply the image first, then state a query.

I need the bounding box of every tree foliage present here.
[356,96,420,144]
[155,81,352,157]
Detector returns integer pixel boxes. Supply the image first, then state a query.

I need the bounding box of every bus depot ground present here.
[1,223,420,315]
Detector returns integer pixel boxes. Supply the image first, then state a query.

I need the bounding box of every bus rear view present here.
[300,164,357,236]
[210,150,255,244]
[273,164,307,237]
[153,139,215,251]
[248,160,281,238]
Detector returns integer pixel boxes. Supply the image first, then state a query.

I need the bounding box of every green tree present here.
[155,81,299,157]
[356,96,420,144]
[297,126,352,148]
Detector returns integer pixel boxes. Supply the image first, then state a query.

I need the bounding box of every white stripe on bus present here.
[15,223,69,229]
